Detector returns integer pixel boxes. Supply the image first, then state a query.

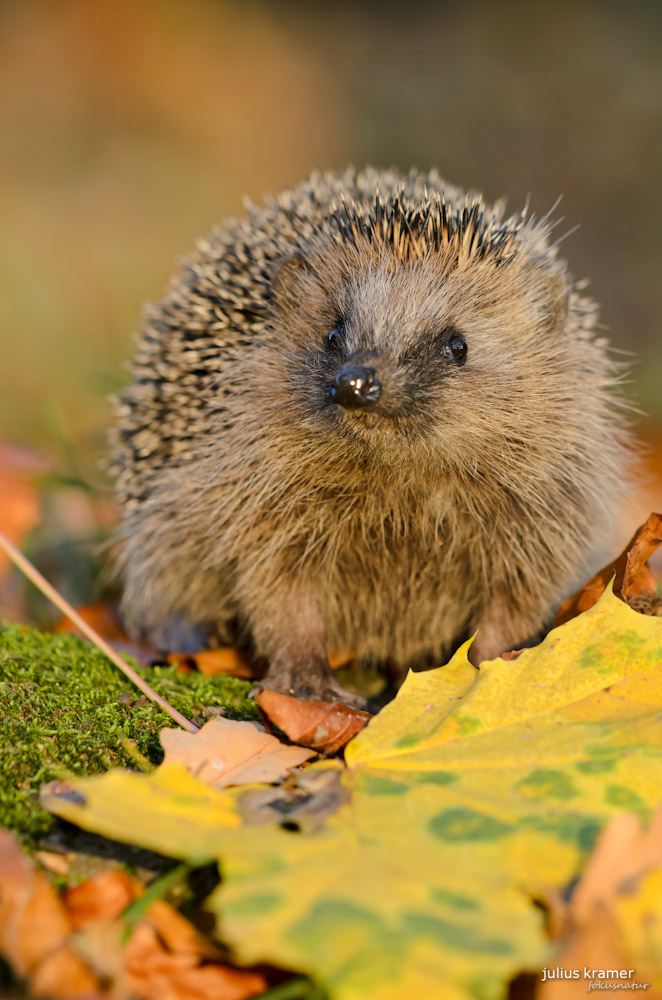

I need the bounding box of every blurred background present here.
[0,0,661,621]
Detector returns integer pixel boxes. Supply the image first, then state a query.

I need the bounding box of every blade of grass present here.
[0,529,199,733]
[122,862,191,929]
[254,979,325,1000]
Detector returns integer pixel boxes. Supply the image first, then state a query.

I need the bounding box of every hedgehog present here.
[111,166,631,705]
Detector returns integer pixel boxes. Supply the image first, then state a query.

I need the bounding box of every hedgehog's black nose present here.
[330,365,382,409]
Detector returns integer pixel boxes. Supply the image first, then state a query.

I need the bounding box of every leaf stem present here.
[0,529,199,733]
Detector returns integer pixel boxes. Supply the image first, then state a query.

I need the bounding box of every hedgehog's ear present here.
[270,251,314,307]
[527,254,570,333]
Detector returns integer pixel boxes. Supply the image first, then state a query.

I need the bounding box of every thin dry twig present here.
[0,530,198,733]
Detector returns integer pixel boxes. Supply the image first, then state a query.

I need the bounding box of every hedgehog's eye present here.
[326,320,345,350]
[442,331,468,364]
[449,334,467,361]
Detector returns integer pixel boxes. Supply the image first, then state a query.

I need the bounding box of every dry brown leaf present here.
[571,808,662,921]
[69,874,265,1000]
[143,898,224,961]
[167,647,255,679]
[626,426,662,578]
[255,688,372,754]
[538,808,662,1000]
[65,870,224,956]
[122,919,266,1000]
[621,512,662,601]
[0,837,267,1000]
[554,512,662,626]
[501,648,525,661]
[0,828,103,997]
[29,947,107,1000]
[536,913,625,1000]
[159,716,314,787]
[34,851,71,878]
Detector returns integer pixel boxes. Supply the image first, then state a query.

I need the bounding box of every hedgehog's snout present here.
[330,364,382,409]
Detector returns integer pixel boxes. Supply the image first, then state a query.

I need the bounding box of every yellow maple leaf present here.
[42,588,662,1000]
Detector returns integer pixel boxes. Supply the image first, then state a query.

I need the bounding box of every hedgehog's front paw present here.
[255,659,367,710]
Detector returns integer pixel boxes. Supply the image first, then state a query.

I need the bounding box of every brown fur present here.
[111,167,631,702]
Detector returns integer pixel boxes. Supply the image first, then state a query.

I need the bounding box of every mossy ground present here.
[0,623,259,848]
[0,625,326,999]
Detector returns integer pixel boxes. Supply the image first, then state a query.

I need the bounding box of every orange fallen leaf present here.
[328,649,356,670]
[69,872,266,1000]
[0,828,103,997]
[168,648,356,680]
[168,647,255,679]
[122,918,266,1000]
[255,689,372,754]
[54,601,129,642]
[65,871,223,959]
[55,601,161,666]
[554,512,662,627]
[159,717,314,787]
[0,838,267,1000]
[64,870,139,928]
[0,442,47,576]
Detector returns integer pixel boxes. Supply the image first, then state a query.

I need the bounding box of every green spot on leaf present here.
[429,887,480,911]
[515,769,578,800]
[456,715,481,735]
[229,892,282,917]
[605,785,645,809]
[394,732,422,749]
[417,771,458,786]
[428,808,511,842]
[575,758,616,774]
[290,899,386,948]
[577,643,604,671]
[523,814,602,851]
[360,774,409,796]
[403,912,513,954]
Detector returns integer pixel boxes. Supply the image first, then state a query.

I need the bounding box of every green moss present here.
[0,623,258,847]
